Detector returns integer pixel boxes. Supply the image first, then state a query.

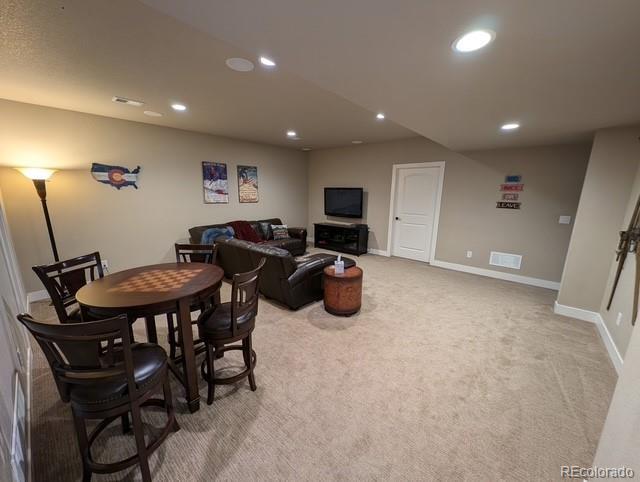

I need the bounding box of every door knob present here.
[395,216,400,220]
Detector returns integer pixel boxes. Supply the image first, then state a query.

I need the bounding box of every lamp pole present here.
[32,179,59,262]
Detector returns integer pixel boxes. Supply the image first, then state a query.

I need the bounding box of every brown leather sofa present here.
[215,238,355,310]
[189,218,307,256]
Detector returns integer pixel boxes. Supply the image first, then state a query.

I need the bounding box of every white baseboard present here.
[431,260,561,291]
[553,301,601,323]
[553,301,623,375]
[25,347,32,482]
[26,290,49,305]
[595,313,624,375]
[367,248,390,257]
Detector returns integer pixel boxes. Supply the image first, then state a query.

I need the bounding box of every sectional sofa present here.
[189,218,307,256]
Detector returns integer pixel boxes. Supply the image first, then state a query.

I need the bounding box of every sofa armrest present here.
[287,255,356,287]
[287,256,333,287]
[287,227,307,241]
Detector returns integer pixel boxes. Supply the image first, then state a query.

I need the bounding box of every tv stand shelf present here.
[314,223,368,255]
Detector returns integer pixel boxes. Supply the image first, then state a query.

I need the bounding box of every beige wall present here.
[0,100,308,293]
[599,161,640,358]
[308,138,590,282]
[558,126,640,318]
[593,312,640,474]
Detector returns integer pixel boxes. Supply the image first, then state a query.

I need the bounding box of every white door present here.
[391,166,441,262]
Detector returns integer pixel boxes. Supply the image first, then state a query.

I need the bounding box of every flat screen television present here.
[324,187,363,218]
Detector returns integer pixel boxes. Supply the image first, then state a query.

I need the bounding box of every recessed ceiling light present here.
[143,110,163,117]
[259,56,276,67]
[286,130,297,138]
[171,103,187,112]
[452,30,495,53]
[501,122,520,131]
[226,57,255,72]
[301,147,312,151]
[352,140,363,144]
[376,113,385,120]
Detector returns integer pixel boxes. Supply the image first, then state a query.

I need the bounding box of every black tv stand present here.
[314,223,369,255]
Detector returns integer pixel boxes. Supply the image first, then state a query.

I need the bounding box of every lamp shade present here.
[15,167,57,180]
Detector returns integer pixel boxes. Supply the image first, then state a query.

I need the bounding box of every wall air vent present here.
[489,251,522,270]
[111,96,144,107]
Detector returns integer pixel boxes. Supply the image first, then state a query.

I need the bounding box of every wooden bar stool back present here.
[166,243,219,360]
[198,258,266,405]
[175,243,217,264]
[32,252,104,323]
[17,313,178,482]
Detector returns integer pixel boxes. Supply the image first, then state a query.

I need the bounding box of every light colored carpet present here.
[29,251,617,481]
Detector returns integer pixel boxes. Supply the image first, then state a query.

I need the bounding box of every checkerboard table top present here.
[76,262,224,309]
[107,269,202,293]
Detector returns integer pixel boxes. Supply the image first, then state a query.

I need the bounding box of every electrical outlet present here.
[616,312,623,326]
[466,251,473,258]
[101,259,109,271]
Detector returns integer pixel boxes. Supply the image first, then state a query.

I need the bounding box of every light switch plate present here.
[559,215,572,225]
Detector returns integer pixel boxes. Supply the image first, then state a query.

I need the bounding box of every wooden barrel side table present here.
[323,265,363,316]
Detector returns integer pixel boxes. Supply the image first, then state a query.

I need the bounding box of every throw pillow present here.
[258,221,273,240]
[271,224,289,240]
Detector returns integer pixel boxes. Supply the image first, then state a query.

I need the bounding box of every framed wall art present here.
[237,165,259,203]
[202,162,229,204]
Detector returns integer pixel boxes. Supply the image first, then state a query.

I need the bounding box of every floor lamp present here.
[16,168,59,262]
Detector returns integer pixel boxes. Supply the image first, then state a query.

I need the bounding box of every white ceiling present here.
[0,0,415,151]
[3,0,640,152]
[143,0,640,150]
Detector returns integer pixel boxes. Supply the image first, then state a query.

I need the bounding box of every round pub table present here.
[76,262,224,413]
[323,265,363,316]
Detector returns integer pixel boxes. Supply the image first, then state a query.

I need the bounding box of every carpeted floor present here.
[29,251,617,481]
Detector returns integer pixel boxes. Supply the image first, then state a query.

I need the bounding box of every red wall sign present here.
[500,184,524,192]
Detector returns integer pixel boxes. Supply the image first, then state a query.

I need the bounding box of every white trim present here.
[0,189,31,481]
[367,248,390,257]
[27,290,50,304]
[431,259,561,290]
[25,346,32,482]
[0,192,27,311]
[595,313,623,374]
[8,350,32,482]
[552,301,600,323]
[553,301,623,374]
[387,161,445,263]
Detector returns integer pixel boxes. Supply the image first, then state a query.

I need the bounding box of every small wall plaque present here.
[496,201,521,209]
[500,183,524,192]
[91,163,140,189]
